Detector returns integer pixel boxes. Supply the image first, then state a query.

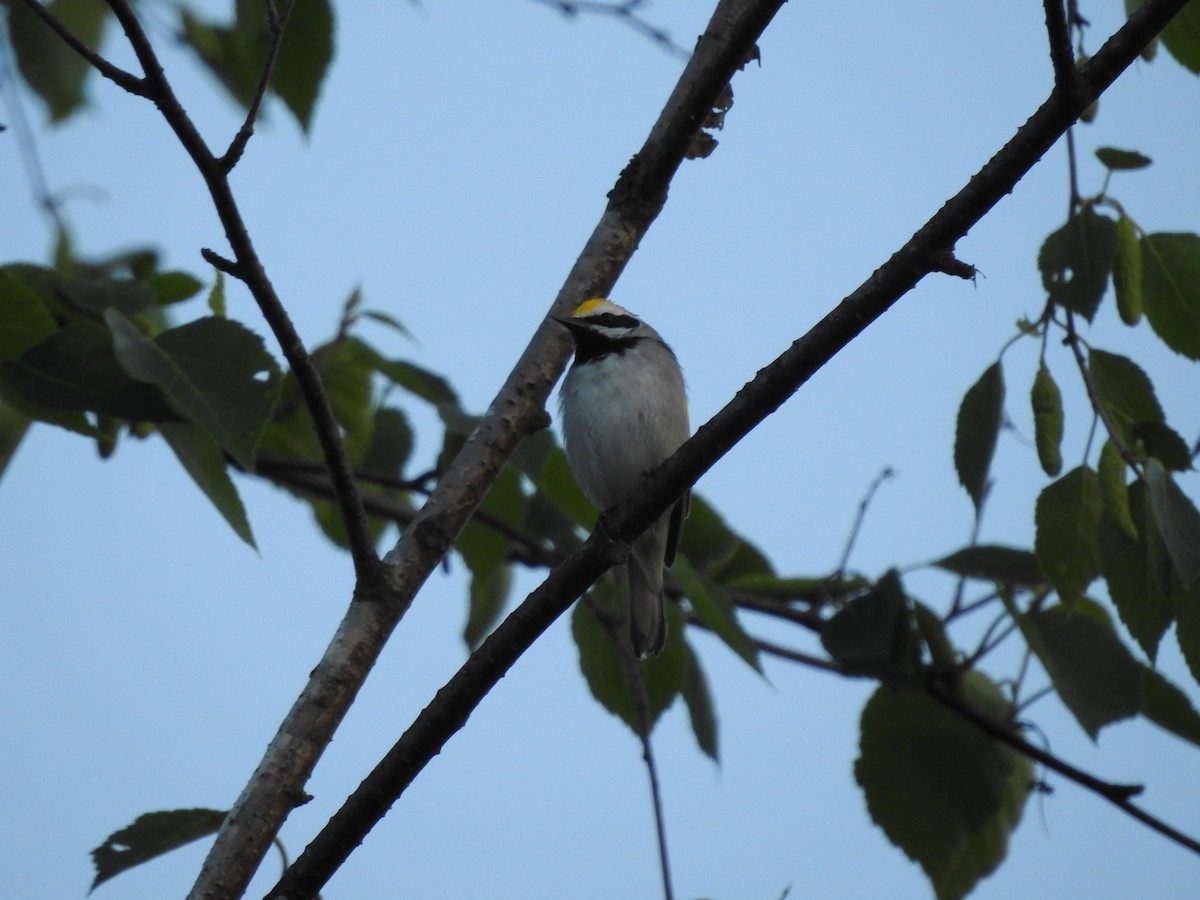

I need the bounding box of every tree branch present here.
[219,0,296,172]
[745,634,1200,858]
[265,3,1190,895]
[16,0,147,96]
[194,1,789,896]
[1042,0,1077,90]
[99,0,380,581]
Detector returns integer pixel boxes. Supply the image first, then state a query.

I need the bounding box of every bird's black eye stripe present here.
[585,313,641,329]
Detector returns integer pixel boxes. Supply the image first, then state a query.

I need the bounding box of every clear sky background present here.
[3,2,1199,898]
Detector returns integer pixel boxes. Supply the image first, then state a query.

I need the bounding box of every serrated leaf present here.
[572,591,687,734]
[535,447,596,530]
[459,469,525,647]
[272,0,335,131]
[91,808,226,891]
[1098,441,1138,540]
[1034,466,1102,605]
[463,564,513,650]
[160,422,256,548]
[1099,480,1180,661]
[855,673,1031,900]
[1144,460,1200,586]
[1112,215,1143,325]
[933,545,1045,588]
[0,270,57,360]
[1026,604,1142,739]
[1031,364,1064,476]
[1094,147,1152,171]
[1176,582,1200,685]
[0,320,175,421]
[954,362,1005,510]
[7,0,109,122]
[106,312,281,471]
[1038,210,1118,321]
[1087,349,1165,447]
[1141,232,1200,359]
[682,643,720,762]
[1140,665,1200,748]
[821,570,918,678]
[672,555,761,673]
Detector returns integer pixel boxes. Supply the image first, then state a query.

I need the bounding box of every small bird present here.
[555,298,691,658]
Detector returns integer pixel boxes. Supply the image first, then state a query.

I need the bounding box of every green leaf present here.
[1141,232,1200,359]
[1098,441,1138,540]
[1094,147,1152,171]
[1025,603,1142,739]
[954,361,1005,510]
[820,570,918,679]
[1112,215,1143,325]
[571,589,688,734]
[1099,480,1181,661]
[0,399,32,483]
[724,573,848,602]
[1030,364,1064,476]
[534,447,596,530]
[932,545,1045,589]
[51,272,157,320]
[1038,209,1119,321]
[459,469,525,648]
[7,0,110,122]
[106,312,281,471]
[1176,582,1200,685]
[682,643,720,762]
[1087,348,1165,440]
[0,320,175,421]
[360,407,413,480]
[91,808,226,891]
[680,494,774,582]
[1034,466,1102,605]
[272,0,335,131]
[1144,460,1200,586]
[1140,0,1200,73]
[1140,665,1200,748]
[1131,420,1193,471]
[160,423,256,548]
[855,673,1031,900]
[147,271,205,305]
[671,555,761,673]
[0,270,57,360]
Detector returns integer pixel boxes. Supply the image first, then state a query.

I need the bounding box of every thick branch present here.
[263,2,1190,895]
[193,1,788,896]
[99,0,379,579]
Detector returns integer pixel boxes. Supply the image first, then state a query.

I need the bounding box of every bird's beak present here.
[551,315,582,333]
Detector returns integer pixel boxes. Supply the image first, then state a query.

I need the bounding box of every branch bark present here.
[190,1,789,896]
[264,1,1190,896]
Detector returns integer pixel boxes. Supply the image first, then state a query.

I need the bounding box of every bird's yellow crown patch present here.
[571,298,609,317]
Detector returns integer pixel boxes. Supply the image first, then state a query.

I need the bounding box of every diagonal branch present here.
[95,0,379,580]
[219,0,296,172]
[192,1,789,896]
[15,0,147,95]
[1043,0,1078,90]
[263,1,1191,894]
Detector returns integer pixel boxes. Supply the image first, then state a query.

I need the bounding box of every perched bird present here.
[555,298,691,658]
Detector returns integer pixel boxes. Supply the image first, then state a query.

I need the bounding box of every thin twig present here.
[219,0,297,172]
[532,0,691,59]
[1063,311,1142,471]
[587,596,675,900]
[16,0,147,95]
[743,635,1200,858]
[835,467,894,577]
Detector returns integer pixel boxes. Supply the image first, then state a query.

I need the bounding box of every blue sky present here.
[3,2,1199,898]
